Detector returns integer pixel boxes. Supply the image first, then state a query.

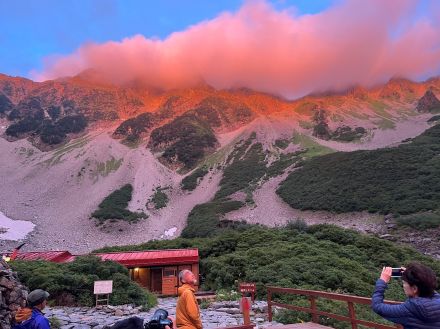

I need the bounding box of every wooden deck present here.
[267,324,332,329]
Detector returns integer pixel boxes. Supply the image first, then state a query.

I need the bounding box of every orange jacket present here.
[176,284,202,329]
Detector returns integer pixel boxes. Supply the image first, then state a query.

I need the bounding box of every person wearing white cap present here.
[13,289,50,329]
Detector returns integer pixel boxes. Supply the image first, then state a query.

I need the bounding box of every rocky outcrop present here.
[416,90,440,113]
[0,259,28,329]
[312,109,331,140]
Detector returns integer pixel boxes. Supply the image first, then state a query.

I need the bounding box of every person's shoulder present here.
[33,311,49,327]
[182,288,195,296]
[407,295,440,309]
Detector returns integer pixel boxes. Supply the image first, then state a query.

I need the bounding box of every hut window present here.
[164,269,176,277]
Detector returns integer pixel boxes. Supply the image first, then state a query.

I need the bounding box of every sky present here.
[0,0,439,98]
[0,0,333,77]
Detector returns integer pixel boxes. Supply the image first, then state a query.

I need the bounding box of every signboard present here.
[239,282,256,301]
[94,280,113,295]
[239,282,256,294]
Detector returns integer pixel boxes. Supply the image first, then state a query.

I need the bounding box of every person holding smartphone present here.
[371,262,440,328]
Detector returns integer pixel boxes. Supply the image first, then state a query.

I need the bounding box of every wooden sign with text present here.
[94,280,113,295]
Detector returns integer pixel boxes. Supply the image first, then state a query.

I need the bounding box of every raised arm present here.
[371,268,412,325]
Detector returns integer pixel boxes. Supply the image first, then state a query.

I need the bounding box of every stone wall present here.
[0,258,28,329]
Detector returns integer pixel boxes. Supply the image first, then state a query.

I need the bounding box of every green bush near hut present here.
[11,256,157,308]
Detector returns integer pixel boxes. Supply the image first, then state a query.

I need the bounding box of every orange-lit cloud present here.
[33,0,440,98]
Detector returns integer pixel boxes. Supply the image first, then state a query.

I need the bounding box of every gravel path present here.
[43,298,277,329]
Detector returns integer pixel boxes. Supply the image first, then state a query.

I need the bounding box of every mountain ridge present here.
[1,73,440,254]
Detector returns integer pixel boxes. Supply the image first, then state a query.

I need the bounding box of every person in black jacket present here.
[371,262,440,328]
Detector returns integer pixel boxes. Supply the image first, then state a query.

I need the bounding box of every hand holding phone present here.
[391,268,404,278]
[380,267,393,283]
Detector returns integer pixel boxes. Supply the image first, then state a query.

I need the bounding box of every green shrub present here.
[40,122,66,144]
[181,167,209,191]
[313,122,331,140]
[215,289,240,301]
[181,200,244,238]
[331,126,367,142]
[274,139,290,149]
[266,153,300,178]
[199,300,211,309]
[312,109,331,140]
[49,317,61,329]
[6,105,87,144]
[6,110,44,137]
[114,113,156,142]
[0,93,13,114]
[215,142,266,199]
[150,187,169,209]
[396,212,440,230]
[150,114,218,170]
[285,219,308,233]
[57,114,87,134]
[428,115,440,123]
[47,106,61,120]
[191,97,254,128]
[92,184,147,223]
[278,124,440,214]
[11,256,156,307]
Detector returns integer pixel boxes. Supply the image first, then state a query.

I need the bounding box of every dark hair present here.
[402,262,438,298]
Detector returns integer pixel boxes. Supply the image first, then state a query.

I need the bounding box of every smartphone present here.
[391,268,403,278]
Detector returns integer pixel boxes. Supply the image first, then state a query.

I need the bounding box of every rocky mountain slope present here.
[1,73,440,254]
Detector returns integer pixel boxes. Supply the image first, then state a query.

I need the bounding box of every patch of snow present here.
[0,211,35,240]
[164,227,177,237]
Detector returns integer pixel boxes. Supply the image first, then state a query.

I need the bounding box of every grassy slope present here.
[278,124,440,214]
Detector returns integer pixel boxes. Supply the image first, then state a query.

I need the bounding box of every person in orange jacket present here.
[176,270,202,329]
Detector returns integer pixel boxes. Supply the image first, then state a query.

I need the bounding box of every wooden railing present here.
[267,286,403,329]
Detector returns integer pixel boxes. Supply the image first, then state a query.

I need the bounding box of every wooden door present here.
[162,267,177,295]
[150,268,163,293]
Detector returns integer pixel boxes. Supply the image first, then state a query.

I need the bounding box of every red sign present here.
[239,282,256,301]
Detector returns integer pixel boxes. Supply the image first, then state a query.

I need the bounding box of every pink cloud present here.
[33,0,440,98]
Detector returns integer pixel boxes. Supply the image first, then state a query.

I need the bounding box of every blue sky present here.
[0,0,335,78]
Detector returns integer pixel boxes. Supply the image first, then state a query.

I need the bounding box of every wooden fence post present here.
[347,301,357,329]
[267,288,273,322]
[309,296,318,323]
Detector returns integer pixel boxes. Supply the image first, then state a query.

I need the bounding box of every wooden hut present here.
[94,248,199,295]
[13,248,199,296]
